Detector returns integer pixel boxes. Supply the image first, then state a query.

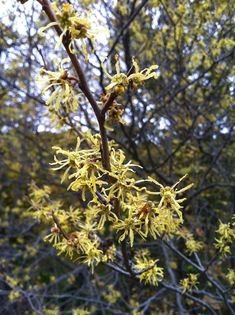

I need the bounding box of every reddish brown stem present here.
[39,0,114,170]
[98,118,111,170]
[51,211,69,240]
[41,0,101,122]
[38,0,132,276]
[101,92,117,116]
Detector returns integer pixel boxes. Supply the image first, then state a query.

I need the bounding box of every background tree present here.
[0,0,235,314]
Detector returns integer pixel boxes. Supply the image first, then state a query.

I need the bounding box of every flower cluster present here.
[29,182,55,222]
[99,94,125,126]
[104,55,158,94]
[180,273,199,293]
[134,249,164,286]
[226,269,235,286]
[72,308,90,315]
[214,219,235,255]
[29,182,116,272]
[185,237,203,255]
[111,173,193,245]
[177,228,203,255]
[52,133,192,246]
[38,2,100,59]
[38,59,78,113]
[29,132,193,283]
[142,175,194,237]
[107,101,125,125]
[51,132,106,200]
[103,285,121,304]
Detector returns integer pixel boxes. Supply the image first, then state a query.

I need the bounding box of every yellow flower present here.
[88,201,118,230]
[128,58,158,88]
[177,229,203,255]
[44,224,61,245]
[51,133,107,200]
[114,209,144,246]
[9,290,21,302]
[152,207,182,236]
[102,244,117,262]
[180,273,199,293]
[28,182,58,221]
[29,182,51,203]
[43,306,60,315]
[214,220,235,255]
[102,147,144,201]
[185,238,203,255]
[29,129,194,273]
[38,58,78,113]
[72,308,90,315]
[134,249,164,286]
[124,193,158,238]
[104,55,158,94]
[38,2,104,60]
[76,240,103,273]
[103,285,121,303]
[147,174,193,223]
[226,269,235,286]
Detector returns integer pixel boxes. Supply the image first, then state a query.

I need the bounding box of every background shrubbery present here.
[0,0,235,314]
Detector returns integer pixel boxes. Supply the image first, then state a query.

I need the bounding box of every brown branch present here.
[101,92,117,116]
[106,262,131,276]
[38,0,116,171]
[98,119,111,170]
[40,0,101,122]
[121,240,135,276]
[37,0,136,279]
[51,211,69,241]
[161,282,217,315]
